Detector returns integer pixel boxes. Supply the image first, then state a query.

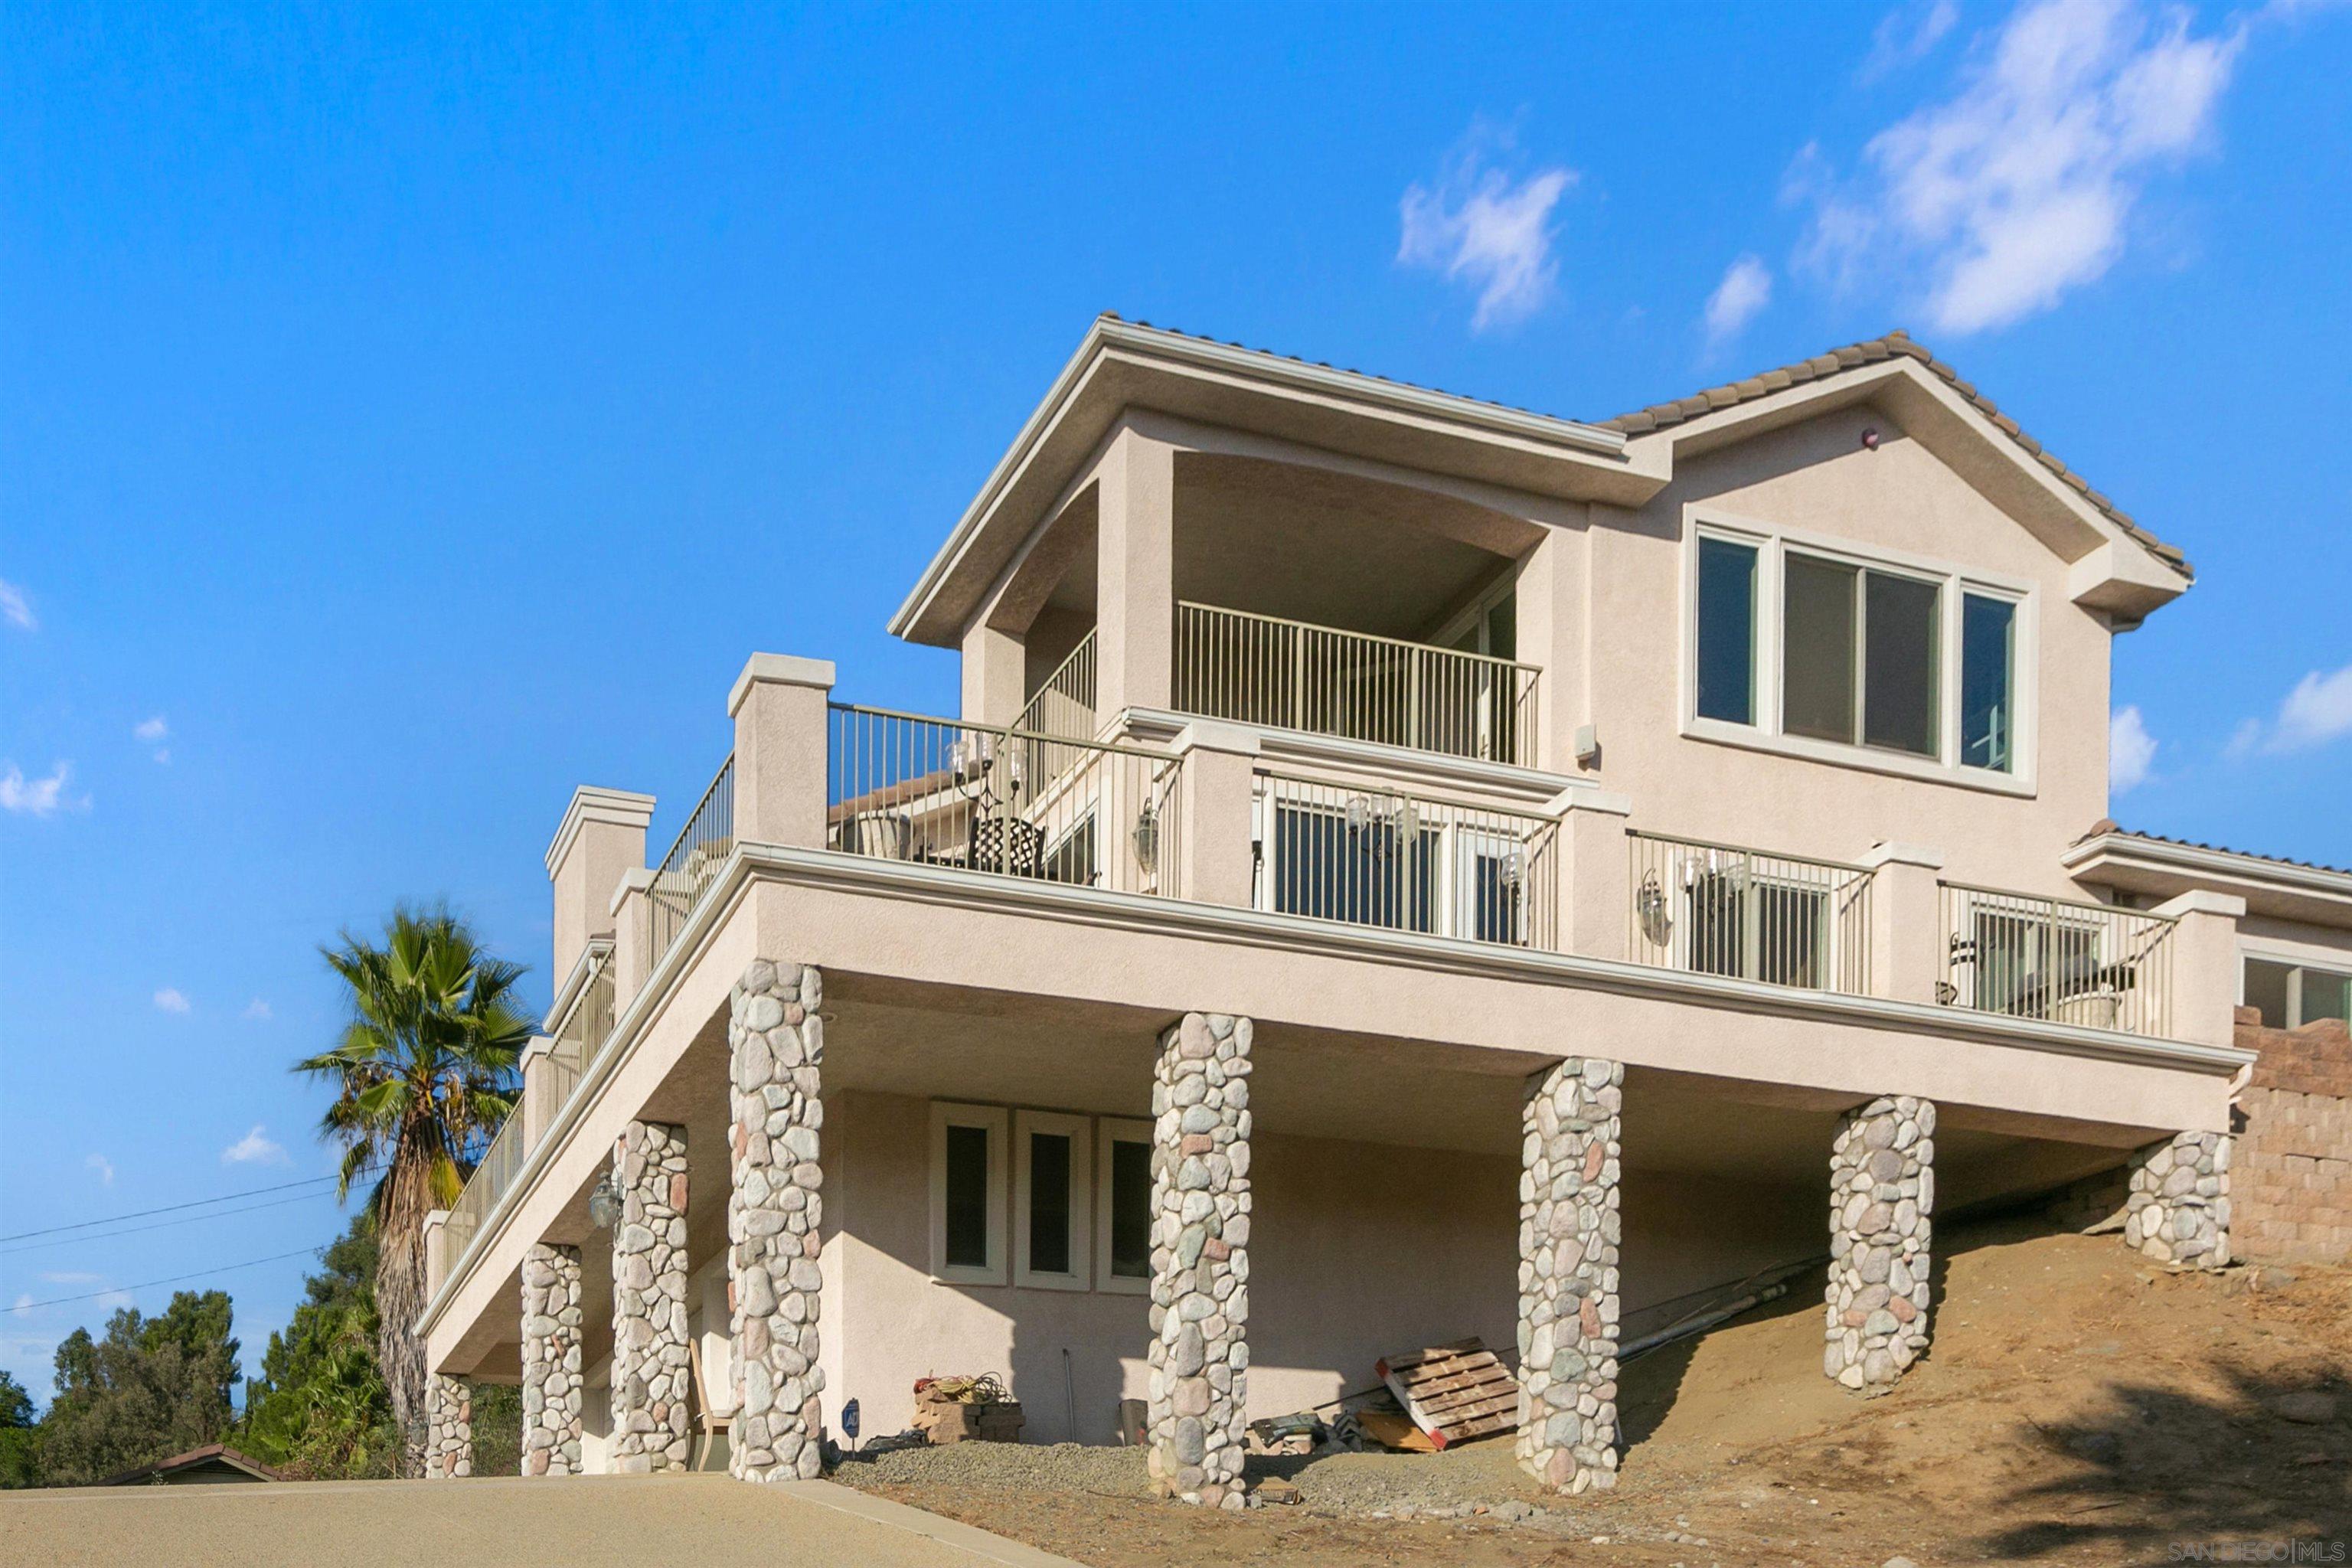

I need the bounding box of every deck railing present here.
[828,704,1185,899]
[1627,831,1874,995]
[541,946,618,1112]
[1254,773,1558,949]
[641,754,736,972]
[1174,601,1541,767]
[1938,882,2175,1037]
[1015,629,1097,743]
[442,1103,527,1275]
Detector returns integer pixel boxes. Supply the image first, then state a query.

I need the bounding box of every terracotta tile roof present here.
[2079,820,2352,880]
[1111,316,2190,584]
[1599,330,2191,581]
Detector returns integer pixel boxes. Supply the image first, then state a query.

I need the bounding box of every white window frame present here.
[1093,1116,1155,1295]
[1679,506,2040,796]
[929,1102,1008,1286]
[1013,1109,1093,1291]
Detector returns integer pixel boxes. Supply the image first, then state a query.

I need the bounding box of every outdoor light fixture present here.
[1343,793,1419,858]
[1132,803,1160,873]
[1860,426,1881,450]
[1498,848,1527,890]
[586,1169,621,1231]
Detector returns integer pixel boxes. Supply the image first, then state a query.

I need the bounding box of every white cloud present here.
[0,577,32,631]
[2111,704,2158,792]
[1799,0,2246,333]
[0,762,79,817]
[1702,254,1774,347]
[154,987,192,1014]
[1864,0,1962,79]
[85,1153,115,1186]
[243,998,273,1021]
[1399,136,1578,332]
[134,716,168,743]
[2230,662,2352,756]
[222,1124,289,1165]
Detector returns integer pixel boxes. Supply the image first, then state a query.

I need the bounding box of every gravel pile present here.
[838,1435,1566,1518]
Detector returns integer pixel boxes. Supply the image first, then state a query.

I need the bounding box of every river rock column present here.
[609,1120,691,1472]
[1825,1096,1935,1394]
[425,1372,472,1478]
[520,1243,585,1475]
[727,959,827,1483]
[2123,1132,2232,1269]
[1515,1056,1623,1494]
[1145,1012,1253,1510]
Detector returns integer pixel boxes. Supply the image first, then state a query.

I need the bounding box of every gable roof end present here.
[1601,331,2192,583]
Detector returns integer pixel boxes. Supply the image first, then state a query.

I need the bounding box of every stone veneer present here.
[609,1120,692,1472]
[2124,1131,2233,1269]
[1825,1096,1935,1394]
[1515,1056,1622,1494]
[727,959,827,1483]
[520,1242,584,1475]
[1145,1012,1252,1510]
[425,1372,472,1478]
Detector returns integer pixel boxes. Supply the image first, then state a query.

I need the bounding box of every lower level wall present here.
[824,1089,1823,1446]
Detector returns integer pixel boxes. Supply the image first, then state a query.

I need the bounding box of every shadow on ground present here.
[1971,1359,2351,1559]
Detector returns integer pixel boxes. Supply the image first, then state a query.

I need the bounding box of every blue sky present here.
[2,1,2347,1401]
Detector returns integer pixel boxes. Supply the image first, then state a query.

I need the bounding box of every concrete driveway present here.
[0,1473,1082,1568]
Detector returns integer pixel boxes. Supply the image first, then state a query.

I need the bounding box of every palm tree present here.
[299,906,531,1476]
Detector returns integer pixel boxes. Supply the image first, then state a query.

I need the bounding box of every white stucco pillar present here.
[2150,890,2246,1048]
[1093,426,1177,721]
[962,620,1027,729]
[1552,790,1633,960]
[730,653,836,851]
[1861,843,1945,1004]
[545,786,655,993]
[1171,721,1259,908]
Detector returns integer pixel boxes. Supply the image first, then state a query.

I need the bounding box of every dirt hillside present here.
[839,1216,2352,1566]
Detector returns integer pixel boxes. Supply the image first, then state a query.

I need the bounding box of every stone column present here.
[520,1242,585,1475]
[1825,1096,1935,1394]
[1516,1056,1622,1494]
[609,1120,692,1472]
[1145,1012,1252,1510]
[727,959,827,1483]
[2124,1132,2232,1269]
[425,1373,472,1478]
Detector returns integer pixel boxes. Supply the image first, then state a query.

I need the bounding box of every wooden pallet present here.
[1374,1337,1521,1449]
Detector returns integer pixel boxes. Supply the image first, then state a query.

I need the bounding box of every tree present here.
[36,1292,240,1485]
[299,906,531,1476]
[240,1215,397,1478]
[0,1370,37,1488]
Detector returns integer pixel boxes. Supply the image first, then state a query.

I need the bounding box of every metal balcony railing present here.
[1627,831,1874,995]
[641,755,736,973]
[828,704,1185,899]
[1253,773,1558,949]
[1015,629,1097,743]
[441,1106,525,1278]
[541,946,617,1113]
[1938,882,2175,1038]
[1174,601,1541,767]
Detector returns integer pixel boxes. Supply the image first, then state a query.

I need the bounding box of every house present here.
[415,318,2349,1504]
[101,1443,287,1485]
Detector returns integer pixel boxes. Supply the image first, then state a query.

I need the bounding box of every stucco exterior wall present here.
[820,1089,1824,1446]
[1583,406,2111,897]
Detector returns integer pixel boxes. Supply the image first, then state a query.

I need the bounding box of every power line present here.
[0,1169,377,1243]
[1,1187,353,1256]
[3,1247,328,1314]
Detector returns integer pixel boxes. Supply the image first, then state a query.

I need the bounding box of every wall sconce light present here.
[586,1169,621,1231]
[1132,803,1160,874]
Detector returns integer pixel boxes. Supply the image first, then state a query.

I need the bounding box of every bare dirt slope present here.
[838,1217,2352,1566]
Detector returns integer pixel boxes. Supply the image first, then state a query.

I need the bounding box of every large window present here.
[2244,956,2352,1029]
[1094,1118,1155,1295]
[1690,520,2027,779]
